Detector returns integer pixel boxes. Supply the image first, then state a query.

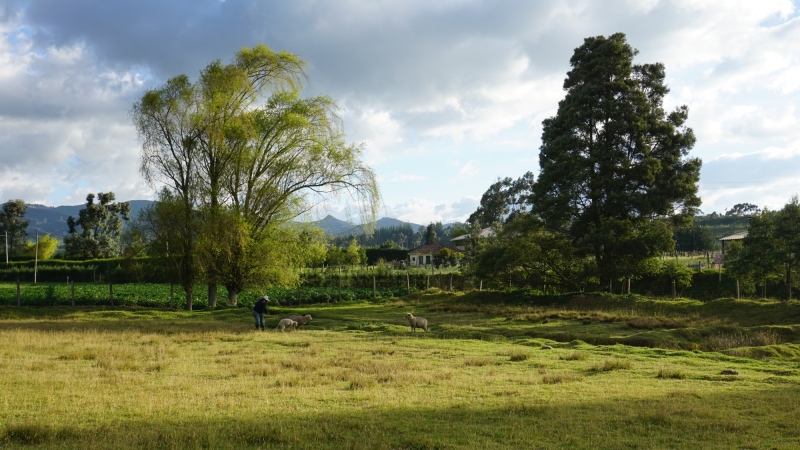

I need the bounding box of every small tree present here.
[0,199,29,257]
[64,193,131,259]
[433,248,460,268]
[21,234,59,260]
[660,260,694,299]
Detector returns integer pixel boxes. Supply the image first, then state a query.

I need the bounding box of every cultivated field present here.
[1,291,799,449]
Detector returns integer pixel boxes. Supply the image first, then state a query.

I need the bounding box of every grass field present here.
[1,291,799,449]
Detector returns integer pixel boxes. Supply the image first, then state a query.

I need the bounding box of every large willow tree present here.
[132,45,379,309]
[532,33,701,289]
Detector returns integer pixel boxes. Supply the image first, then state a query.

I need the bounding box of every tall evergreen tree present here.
[532,33,701,288]
[425,223,436,245]
[0,199,29,258]
[64,192,131,259]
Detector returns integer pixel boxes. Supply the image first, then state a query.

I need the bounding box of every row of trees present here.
[129,45,378,309]
[725,198,800,300]
[330,221,467,249]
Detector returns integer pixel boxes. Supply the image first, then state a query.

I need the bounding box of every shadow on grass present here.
[2,385,798,449]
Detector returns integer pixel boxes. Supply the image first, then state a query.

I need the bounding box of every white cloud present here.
[454,161,480,181]
[2,0,800,226]
[388,196,479,224]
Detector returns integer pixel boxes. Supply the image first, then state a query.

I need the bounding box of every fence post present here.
[449,274,453,291]
[16,277,20,306]
[406,270,410,295]
[373,276,376,299]
[479,280,483,291]
[71,281,75,307]
[109,282,114,306]
[169,283,174,308]
[297,285,301,306]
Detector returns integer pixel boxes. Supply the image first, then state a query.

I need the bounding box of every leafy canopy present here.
[64,193,131,259]
[532,32,701,284]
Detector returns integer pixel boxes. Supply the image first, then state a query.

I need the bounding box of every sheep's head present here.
[304,314,312,320]
[405,313,413,320]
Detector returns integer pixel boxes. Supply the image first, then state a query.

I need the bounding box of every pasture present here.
[1,291,799,449]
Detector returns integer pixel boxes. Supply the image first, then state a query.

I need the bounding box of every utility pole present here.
[34,232,39,284]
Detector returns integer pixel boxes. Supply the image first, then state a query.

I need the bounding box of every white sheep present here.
[288,314,313,329]
[275,318,298,332]
[405,312,428,333]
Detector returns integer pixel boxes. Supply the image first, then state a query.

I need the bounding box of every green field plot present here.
[1,292,799,449]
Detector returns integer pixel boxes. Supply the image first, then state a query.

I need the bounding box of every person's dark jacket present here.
[253,298,268,314]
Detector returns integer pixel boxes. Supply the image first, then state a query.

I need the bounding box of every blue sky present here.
[1,0,799,224]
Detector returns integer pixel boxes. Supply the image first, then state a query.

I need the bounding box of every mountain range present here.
[20,202,424,238]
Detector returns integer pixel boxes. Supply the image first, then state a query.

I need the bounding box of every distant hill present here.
[307,215,424,236]
[22,203,423,240]
[308,215,356,235]
[24,200,154,239]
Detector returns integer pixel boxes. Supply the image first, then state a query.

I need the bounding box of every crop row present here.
[0,283,418,309]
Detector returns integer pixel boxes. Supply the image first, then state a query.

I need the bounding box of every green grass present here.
[1,291,799,449]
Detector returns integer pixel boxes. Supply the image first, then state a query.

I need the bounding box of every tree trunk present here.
[208,283,217,308]
[227,288,239,307]
[183,285,194,311]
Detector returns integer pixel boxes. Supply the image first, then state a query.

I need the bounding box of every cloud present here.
[453,161,480,181]
[1,0,799,226]
[387,196,479,224]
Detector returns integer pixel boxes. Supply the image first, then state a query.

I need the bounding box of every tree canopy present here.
[467,172,535,227]
[132,44,379,308]
[64,193,131,259]
[0,199,29,257]
[531,32,701,287]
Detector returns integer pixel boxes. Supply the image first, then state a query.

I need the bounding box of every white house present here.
[408,244,461,267]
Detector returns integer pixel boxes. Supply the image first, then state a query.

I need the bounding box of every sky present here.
[1,0,800,225]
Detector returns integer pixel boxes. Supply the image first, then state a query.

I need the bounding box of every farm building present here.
[450,227,495,251]
[719,231,748,254]
[408,244,461,267]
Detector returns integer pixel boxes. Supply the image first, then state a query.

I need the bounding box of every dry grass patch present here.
[657,367,688,379]
[703,330,783,352]
[591,358,632,372]
[559,351,589,361]
[372,346,395,356]
[464,357,494,366]
[500,348,531,362]
[541,372,584,384]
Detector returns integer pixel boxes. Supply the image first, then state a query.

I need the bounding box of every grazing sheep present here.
[288,314,313,329]
[405,313,428,333]
[276,318,298,332]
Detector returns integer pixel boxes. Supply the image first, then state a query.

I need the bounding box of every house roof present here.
[450,227,495,242]
[719,231,748,241]
[408,244,461,255]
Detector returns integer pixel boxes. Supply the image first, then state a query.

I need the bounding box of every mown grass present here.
[0,291,799,449]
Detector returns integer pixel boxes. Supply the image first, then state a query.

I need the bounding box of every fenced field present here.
[1,291,799,449]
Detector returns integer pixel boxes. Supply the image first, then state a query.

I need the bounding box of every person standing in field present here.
[253,295,269,331]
